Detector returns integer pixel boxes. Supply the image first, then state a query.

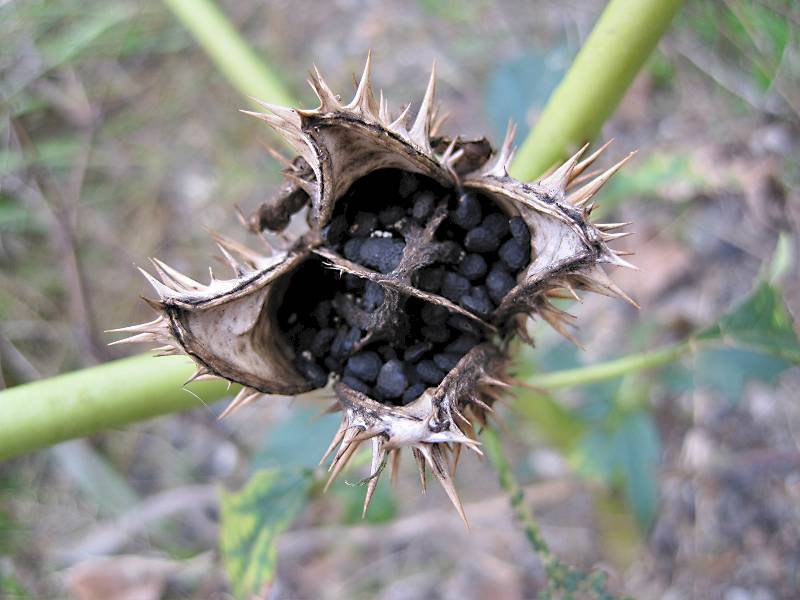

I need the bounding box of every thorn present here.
[248,96,299,125]
[570,139,614,183]
[567,151,635,207]
[262,144,294,169]
[108,331,159,346]
[484,120,517,177]
[419,444,468,528]
[324,439,363,492]
[602,251,640,271]
[601,231,635,241]
[362,436,385,518]
[137,267,175,299]
[480,375,512,389]
[105,317,166,335]
[595,221,632,231]
[390,449,401,487]
[215,243,245,276]
[538,142,589,195]
[348,50,377,117]
[412,448,427,494]
[409,61,436,149]
[319,418,348,465]
[308,64,341,112]
[389,103,412,132]
[378,89,390,124]
[218,388,261,419]
[540,306,584,350]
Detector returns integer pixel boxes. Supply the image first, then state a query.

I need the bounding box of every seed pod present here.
[111,55,637,524]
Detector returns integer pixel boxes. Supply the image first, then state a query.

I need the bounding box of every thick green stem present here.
[163,0,295,106]
[510,0,683,180]
[525,341,690,390]
[0,354,234,461]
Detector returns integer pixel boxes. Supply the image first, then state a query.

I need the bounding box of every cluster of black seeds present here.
[277,169,530,406]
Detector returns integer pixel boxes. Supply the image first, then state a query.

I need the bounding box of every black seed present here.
[436,240,464,264]
[509,216,530,245]
[404,341,432,363]
[421,324,450,343]
[459,253,488,281]
[421,303,448,325]
[448,314,482,336]
[377,345,397,360]
[445,334,480,355]
[460,286,492,317]
[363,281,385,310]
[486,266,516,304]
[351,212,378,237]
[482,213,510,238]
[376,359,408,398]
[433,352,461,372]
[398,172,418,197]
[416,360,445,385]
[359,238,405,273]
[342,375,371,395]
[499,238,529,271]
[416,267,443,293]
[402,382,426,404]
[464,226,500,253]
[331,327,360,358]
[311,328,336,358]
[441,272,470,302]
[344,274,365,291]
[343,238,363,261]
[345,351,382,382]
[295,357,327,387]
[452,193,482,229]
[313,301,332,327]
[324,215,348,245]
[412,192,435,222]
[379,205,405,227]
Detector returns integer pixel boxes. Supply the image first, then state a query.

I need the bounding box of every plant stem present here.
[510,0,684,180]
[481,427,556,566]
[0,354,233,461]
[163,0,295,106]
[525,341,689,390]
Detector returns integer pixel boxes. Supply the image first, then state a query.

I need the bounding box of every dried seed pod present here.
[112,55,637,524]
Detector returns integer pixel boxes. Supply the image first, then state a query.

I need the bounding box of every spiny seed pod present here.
[112,55,637,524]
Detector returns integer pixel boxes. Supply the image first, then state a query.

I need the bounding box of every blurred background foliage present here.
[1,0,799,598]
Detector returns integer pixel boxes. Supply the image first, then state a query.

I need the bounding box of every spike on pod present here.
[112,54,637,524]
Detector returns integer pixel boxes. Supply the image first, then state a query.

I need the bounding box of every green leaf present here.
[698,282,800,363]
[692,348,791,402]
[252,407,340,472]
[573,410,660,529]
[220,468,313,599]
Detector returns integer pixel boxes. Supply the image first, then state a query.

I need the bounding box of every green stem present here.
[510,0,684,180]
[481,427,555,567]
[525,341,689,390]
[0,354,234,461]
[163,0,295,106]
